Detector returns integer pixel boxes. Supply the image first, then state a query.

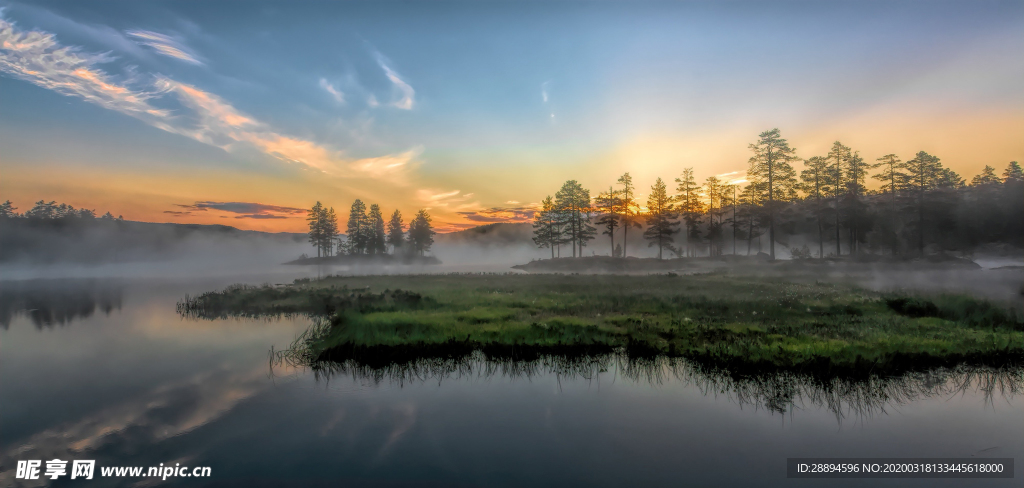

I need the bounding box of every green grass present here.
[179,272,1024,375]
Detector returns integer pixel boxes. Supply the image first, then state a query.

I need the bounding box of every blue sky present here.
[1,1,1021,231]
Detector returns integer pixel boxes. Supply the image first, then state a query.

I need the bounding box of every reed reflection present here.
[0,279,123,329]
[272,320,1024,424]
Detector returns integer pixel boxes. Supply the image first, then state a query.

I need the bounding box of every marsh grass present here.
[186,273,1024,375]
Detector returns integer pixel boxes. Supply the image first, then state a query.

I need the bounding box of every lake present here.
[1,274,1021,487]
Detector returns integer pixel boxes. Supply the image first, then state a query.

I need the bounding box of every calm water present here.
[1,275,1021,487]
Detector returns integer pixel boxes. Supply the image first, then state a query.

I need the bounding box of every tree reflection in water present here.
[271,319,1024,424]
[0,279,123,329]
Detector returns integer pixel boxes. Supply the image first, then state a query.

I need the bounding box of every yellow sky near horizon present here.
[5,103,1021,234]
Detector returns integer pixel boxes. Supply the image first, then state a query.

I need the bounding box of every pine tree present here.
[25,200,57,220]
[904,151,943,254]
[844,150,869,255]
[408,209,435,256]
[325,207,339,255]
[532,196,559,258]
[1003,161,1023,183]
[747,129,798,260]
[704,176,724,256]
[675,168,704,257]
[616,173,641,257]
[826,142,849,256]
[872,154,906,255]
[554,180,596,257]
[307,201,325,257]
[723,183,738,255]
[594,186,621,256]
[386,209,405,254]
[368,204,387,255]
[643,177,679,259]
[346,199,368,255]
[800,156,832,258]
[739,182,765,255]
[0,200,18,218]
[971,165,1000,186]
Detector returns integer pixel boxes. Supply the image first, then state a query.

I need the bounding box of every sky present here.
[1,1,1022,233]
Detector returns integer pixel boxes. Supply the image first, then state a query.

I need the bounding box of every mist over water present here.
[1,226,1021,486]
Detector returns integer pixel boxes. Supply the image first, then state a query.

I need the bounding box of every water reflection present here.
[0,279,123,329]
[273,321,1024,424]
[3,278,1022,487]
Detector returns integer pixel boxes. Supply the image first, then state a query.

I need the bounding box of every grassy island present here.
[178,273,1024,376]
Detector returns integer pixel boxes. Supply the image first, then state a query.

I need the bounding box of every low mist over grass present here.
[179,273,1024,377]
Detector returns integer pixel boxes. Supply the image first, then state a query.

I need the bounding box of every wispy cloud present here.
[319,77,344,103]
[715,170,747,185]
[374,52,414,110]
[541,81,555,121]
[458,205,538,223]
[350,147,423,179]
[0,16,169,122]
[156,78,420,176]
[415,188,480,208]
[177,201,306,214]
[170,201,306,220]
[126,29,203,65]
[421,189,461,201]
[0,16,418,179]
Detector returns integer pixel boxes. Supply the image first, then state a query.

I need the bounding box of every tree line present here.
[0,200,123,221]
[533,128,1024,260]
[306,200,435,258]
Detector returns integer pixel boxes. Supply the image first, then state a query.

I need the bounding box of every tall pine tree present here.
[747,129,798,260]
[643,177,680,259]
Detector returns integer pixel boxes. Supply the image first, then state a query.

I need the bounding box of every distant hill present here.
[435,222,534,247]
[0,217,306,264]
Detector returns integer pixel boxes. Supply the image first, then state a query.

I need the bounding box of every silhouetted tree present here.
[594,186,621,256]
[704,176,725,256]
[345,199,369,255]
[723,183,738,255]
[324,207,339,255]
[800,156,832,258]
[408,209,435,256]
[368,204,387,255]
[617,173,641,258]
[972,165,1000,186]
[306,203,339,257]
[386,210,405,254]
[904,151,943,254]
[871,154,906,255]
[825,142,850,256]
[643,177,679,259]
[747,129,798,260]
[307,201,326,257]
[554,180,596,257]
[675,168,704,257]
[1003,161,1023,183]
[532,196,560,258]
[0,200,17,218]
[843,150,869,254]
[25,200,57,220]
